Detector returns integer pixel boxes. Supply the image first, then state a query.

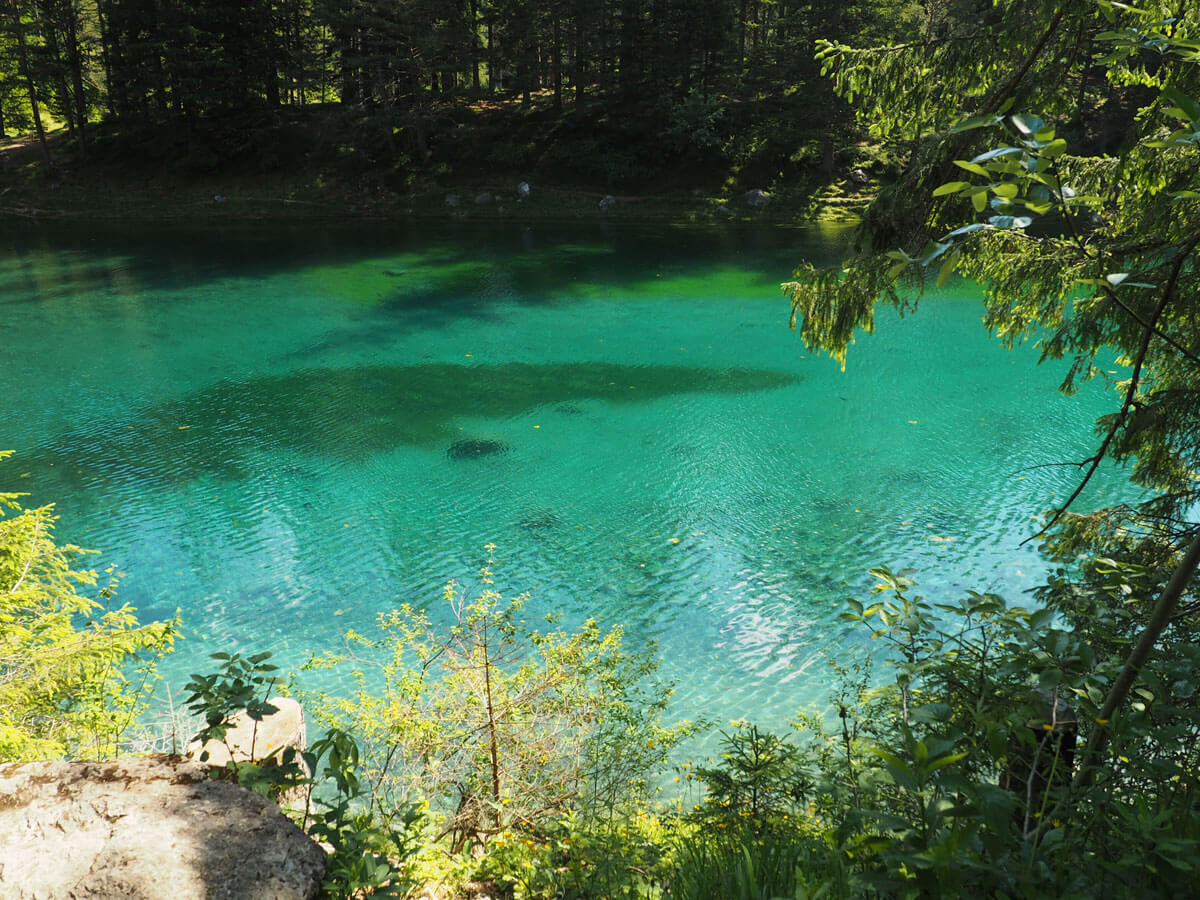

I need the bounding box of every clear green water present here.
[1,220,1132,735]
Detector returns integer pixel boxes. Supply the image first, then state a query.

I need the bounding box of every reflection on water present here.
[0,220,1134,747]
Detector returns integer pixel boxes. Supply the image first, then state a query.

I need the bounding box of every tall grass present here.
[667,829,844,900]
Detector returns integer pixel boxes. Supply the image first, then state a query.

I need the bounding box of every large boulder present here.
[0,755,327,900]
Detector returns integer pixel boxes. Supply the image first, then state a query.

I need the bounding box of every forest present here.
[3,0,1200,897]
[0,0,932,211]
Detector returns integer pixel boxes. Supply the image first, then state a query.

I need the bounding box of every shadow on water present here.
[8,361,800,497]
[0,220,848,317]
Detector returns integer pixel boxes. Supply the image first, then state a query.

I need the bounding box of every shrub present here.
[0,453,176,761]
[302,545,693,853]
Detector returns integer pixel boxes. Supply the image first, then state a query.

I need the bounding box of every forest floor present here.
[0,103,876,226]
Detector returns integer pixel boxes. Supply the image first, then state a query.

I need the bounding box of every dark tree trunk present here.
[487,18,494,92]
[93,0,115,117]
[552,12,561,112]
[37,1,77,147]
[62,0,88,155]
[573,19,583,104]
[8,0,52,168]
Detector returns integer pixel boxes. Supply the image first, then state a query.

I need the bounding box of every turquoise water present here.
[0,220,1132,736]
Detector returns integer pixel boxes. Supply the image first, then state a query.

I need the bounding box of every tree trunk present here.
[94,0,116,117]
[1075,530,1200,787]
[487,18,494,92]
[552,12,561,113]
[573,19,584,105]
[8,0,52,168]
[62,0,88,155]
[469,0,480,91]
[37,1,77,147]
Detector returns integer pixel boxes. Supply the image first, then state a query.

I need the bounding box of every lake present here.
[0,219,1132,738]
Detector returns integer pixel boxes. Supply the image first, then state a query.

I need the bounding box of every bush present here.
[302,545,693,854]
[0,453,176,761]
[184,649,424,898]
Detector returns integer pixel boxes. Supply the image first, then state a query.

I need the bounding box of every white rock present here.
[0,756,327,900]
[186,696,306,767]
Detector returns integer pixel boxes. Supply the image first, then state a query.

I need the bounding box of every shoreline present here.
[0,135,872,228]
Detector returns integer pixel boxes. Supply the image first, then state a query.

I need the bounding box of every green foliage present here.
[689,723,814,834]
[184,649,284,749]
[785,13,1200,893]
[184,650,423,898]
[302,546,692,854]
[813,566,1200,896]
[462,811,674,900]
[669,723,844,900]
[0,453,176,761]
[304,729,425,899]
[667,829,843,900]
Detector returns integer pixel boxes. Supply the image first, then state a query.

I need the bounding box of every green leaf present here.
[926,751,968,773]
[1163,85,1200,122]
[988,215,1031,229]
[1040,827,1066,849]
[919,240,952,264]
[1011,113,1046,135]
[971,189,989,212]
[936,250,960,287]
[933,181,970,196]
[948,113,1002,133]
[953,160,990,177]
[1038,667,1064,690]
[971,147,1022,164]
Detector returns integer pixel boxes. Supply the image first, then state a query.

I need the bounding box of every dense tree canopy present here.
[788,0,1200,560]
[0,0,914,186]
[780,0,1200,890]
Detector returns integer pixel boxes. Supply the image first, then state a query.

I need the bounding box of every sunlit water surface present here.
[0,220,1133,748]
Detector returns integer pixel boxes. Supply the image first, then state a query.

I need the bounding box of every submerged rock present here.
[447,438,510,461]
[520,510,560,531]
[0,755,327,900]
